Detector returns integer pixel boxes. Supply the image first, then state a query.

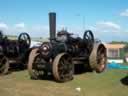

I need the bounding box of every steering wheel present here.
[18,32,31,48]
[83,30,94,52]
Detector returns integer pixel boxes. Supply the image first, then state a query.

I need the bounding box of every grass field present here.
[0,69,128,96]
[7,35,48,42]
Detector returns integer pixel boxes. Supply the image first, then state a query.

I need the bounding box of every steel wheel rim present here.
[53,53,74,82]
[0,56,9,75]
[28,48,41,79]
[89,43,107,73]
[96,46,107,72]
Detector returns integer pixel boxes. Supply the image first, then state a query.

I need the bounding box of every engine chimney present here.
[49,12,56,41]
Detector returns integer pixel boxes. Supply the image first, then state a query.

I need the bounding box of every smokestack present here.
[49,12,56,41]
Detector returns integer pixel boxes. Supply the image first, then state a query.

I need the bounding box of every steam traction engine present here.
[0,31,31,74]
[28,13,107,82]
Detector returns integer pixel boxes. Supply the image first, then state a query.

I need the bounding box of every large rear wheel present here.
[89,43,107,73]
[53,53,74,82]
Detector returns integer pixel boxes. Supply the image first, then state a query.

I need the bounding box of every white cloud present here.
[15,22,25,28]
[96,21,120,30]
[87,21,128,42]
[0,21,128,42]
[12,24,50,37]
[120,9,128,16]
[0,23,8,29]
[0,23,49,37]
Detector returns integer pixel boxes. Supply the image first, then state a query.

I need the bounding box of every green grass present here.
[31,38,48,42]
[0,69,128,96]
[7,35,48,42]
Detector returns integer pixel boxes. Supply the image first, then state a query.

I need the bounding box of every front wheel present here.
[28,48,41,79]
[0,56,9,75]
[52,53,74,82]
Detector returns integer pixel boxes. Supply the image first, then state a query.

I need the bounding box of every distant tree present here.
[109,41,128,44]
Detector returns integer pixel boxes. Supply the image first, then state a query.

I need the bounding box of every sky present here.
[0,0,128,42]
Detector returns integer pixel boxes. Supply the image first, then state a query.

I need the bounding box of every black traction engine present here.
[28,12,107,82]
[0,31,31,74]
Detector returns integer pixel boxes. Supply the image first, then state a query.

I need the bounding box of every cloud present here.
[12,24,50,37]
[15,22,25,28]
[0,23,49,37]
[120,9,128,16]
[87,21,126,42]
[0,23,8,29]
[27,25,49,37]
[96,21,120,30]
[0,21,128,42]
[56,22,126,42]
[88,21,121,37]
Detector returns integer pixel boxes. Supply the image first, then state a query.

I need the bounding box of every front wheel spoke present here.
[53,53,74,82]
[60,75,65,80]
[61,73,70,80]
[65,73,71,80]
[38,71,44,75]
[58,66,64,71]
[0,64,3,68]
[0,65,5,71]
[33,70,39,76]
[60,60,65,65]
[65,63,72,70]
[62,59,67,65]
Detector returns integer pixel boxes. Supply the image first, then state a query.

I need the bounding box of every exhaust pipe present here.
[49,12,56,41]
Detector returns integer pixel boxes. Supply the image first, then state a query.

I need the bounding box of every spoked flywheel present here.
[28,48,44,79]
[0,56,9,75]
[18,32,31,48]
[89,43,107,73]
[52,53,74,82]
[83,30,94,53]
